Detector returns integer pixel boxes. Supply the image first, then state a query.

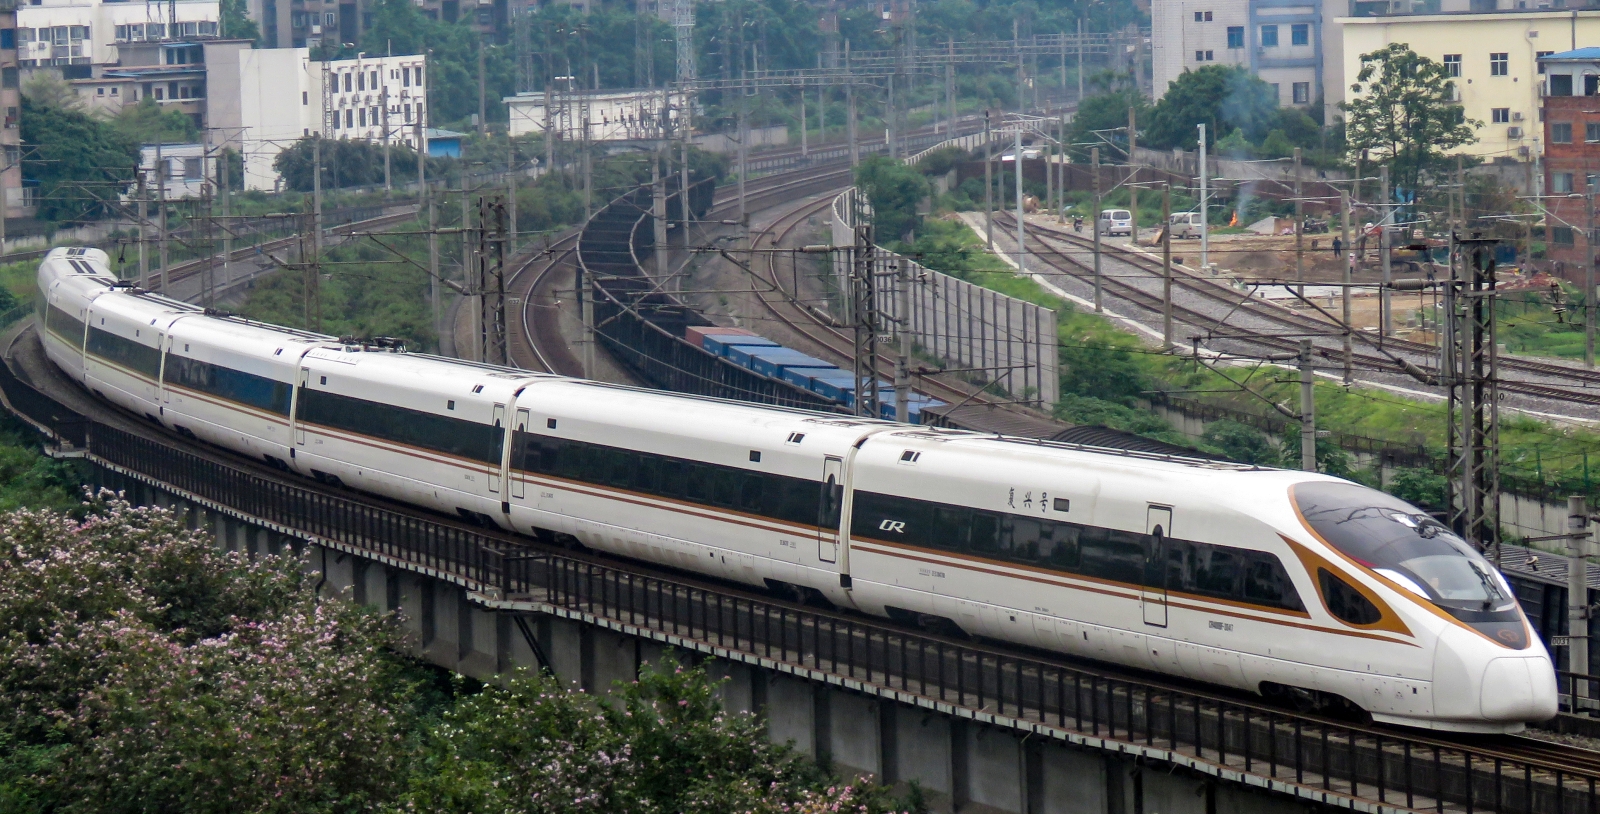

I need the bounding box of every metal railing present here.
[0,356,1596,813]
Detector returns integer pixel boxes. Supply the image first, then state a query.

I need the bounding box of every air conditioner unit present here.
[1508,126,1524,139]
[1513,111,1524,121]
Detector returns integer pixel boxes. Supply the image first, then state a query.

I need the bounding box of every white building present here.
[234,49,427,190]
[505,88,682,142]
[17,0,219,69]
[138,143,212,199]
[1152,0,1337,112]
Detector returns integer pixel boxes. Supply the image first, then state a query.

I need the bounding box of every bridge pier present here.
[76,462,1320,814]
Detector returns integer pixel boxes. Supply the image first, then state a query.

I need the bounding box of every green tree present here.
[1201,419,1278,465]
[1067,81,1149,158]
[854,154,929,243]
[220,0,261,43]
[1341,43,1478,198]
[1144,65,1277,150]
[20,96,140,223]
[274,135,443,191]
[109,96,201,145]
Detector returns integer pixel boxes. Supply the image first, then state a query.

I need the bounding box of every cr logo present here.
[878,519,907,533]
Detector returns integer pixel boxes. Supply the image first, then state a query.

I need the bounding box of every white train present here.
[37,247,1557,732]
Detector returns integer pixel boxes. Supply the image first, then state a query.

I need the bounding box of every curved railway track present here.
[1000,212,1600,408]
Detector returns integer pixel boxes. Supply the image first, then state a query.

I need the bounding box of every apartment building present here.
[1151,0,1336,110]
[1334,9,1600,162]
[235,49,426,190]
[16,0,219,72]
[1538,48,1600,272]
[251,0,504,50]
[0,1,24,222]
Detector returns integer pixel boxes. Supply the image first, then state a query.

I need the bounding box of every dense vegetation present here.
[0,496,917,814]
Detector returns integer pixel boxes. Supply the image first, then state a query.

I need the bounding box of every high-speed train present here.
[37,246,1557,732]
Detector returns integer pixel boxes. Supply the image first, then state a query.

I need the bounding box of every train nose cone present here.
[1480,656,1559,723]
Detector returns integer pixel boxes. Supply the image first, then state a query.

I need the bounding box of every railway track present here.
[505,166,855,376]
[746,193,1043,417]
[1000,213,1600,409]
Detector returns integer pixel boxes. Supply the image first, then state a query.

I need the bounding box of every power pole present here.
[1446,234,1503,558]
[1570,495,1592,682]
[652,141,667,280]
[1341,188,1352,385]
[220,139,231,292]
[508,134,518,250]
[1588,181,1596,370]
[156,143,168,294]
[1091,145,1102,312]
[846,56,858,165]
[1014,125,1025,274]
[1161,181,1172,348]
[418,120,439,334]
[382,85,392,193]
[894,257,911,422]
[1198,122,1208,272]
[479,196,508,365]
[136,168,148,288]
[309,136,323,332]
[1380,165,1393,339]
[799,87,807,158]
[1299,339,1316,472]
[852,208,879,419]
[984,110,993,249]
[1294,147,1304,299]
[1076,18,1085,103]
[1127,105,1138,244]
[478,44,488,135]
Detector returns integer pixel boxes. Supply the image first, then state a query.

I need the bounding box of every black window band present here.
[166,355,293,416]
[46,305,85,348]
[851,490,1306,613]
[86,326,161,379]
[296,388,503,464]
[513,431,830,530]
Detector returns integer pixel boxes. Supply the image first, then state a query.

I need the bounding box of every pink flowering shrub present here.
[395,658,913,814]
[0,495,919,814]
[0,494,413,813]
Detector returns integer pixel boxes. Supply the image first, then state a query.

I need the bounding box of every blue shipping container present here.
[704,334,780,359]
[747,348,835,379]
[780,365,845,393]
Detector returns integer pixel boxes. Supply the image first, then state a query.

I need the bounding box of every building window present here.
[1444,54,1461,77]
[183,158,200,180]
[343,73,352,93]
[1538,50,1554,74]
[369,70,377,88]
[1270,83,1280,100]
[1260,24,1278,47]
[302,91,308,105]
[1552,73,1574,96]
[1291,23,1308,46]
[402,67,411,87]
[1492,107,1510,123]
[1292,82,1310,104]
[1490,52,1508,76]
[416,66,423,85]
[345,109,353,128]
[404,103,411,122]
[359,108,366,127]
[1553,122,1573,143]
[1586,122,1600,142]
[1554,173,1575,194]
[357,71,364,91]
[1555,226,1576,245]
[1194,10,1213,21]
[1227,26,1244,48]
[0,29,13,49]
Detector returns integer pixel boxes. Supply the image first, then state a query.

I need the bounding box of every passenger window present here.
[968,511,1002,555]
[685,464,712,502]
[932,505,972,552]
[1243,554,1302,610]
[739,473,763,511]
[712,469,739,507]
[1319,568,1382,625]
[632,454,660,493]
[1080,528,1144,585]
[1194,548,1242,598]
[658,460,684,497]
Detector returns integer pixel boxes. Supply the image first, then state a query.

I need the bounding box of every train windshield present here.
[1292,482,1528,647]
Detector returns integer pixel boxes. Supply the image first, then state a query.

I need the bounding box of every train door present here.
[294,368,309,446]
[158,333,170,405]
[817,456,843,563]
[510,408,529,500]
[1143,505,1172,628]
[488,404,506,494]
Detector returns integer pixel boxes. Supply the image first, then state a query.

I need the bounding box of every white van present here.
[1099,209,1133,237]
[1169,212,1203,239]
